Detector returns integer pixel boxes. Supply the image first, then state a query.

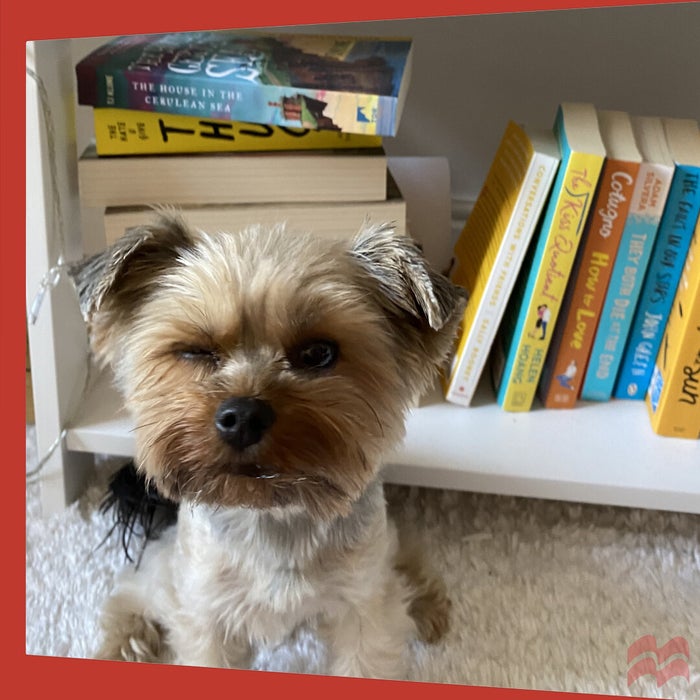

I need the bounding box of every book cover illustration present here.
[76,31,414,136]
[646,219,700,439]
[580,116,676,402]
[491,102,606,412]
[613,118,700,401]
[92,108,383,155]
[538,110,641,409]
[444,120,560,407]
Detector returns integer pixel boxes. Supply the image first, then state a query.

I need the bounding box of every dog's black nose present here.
[214,397,276,450]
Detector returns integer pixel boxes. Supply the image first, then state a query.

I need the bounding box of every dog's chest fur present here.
[170,479,396,644]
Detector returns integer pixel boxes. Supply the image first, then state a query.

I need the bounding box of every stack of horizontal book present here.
[444,101,700,440]
[74,29,415,246]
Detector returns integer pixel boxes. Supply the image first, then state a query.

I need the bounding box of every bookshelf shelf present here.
[65,369,700,515]
[26,6,700,518]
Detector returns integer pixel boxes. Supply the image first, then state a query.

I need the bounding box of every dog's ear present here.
[68,208,194,365]
[349,222,466,332]
[69,208,193,325]
[349,222,466,397]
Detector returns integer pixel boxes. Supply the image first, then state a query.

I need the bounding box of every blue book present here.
[613,117,700,400]
[74,31,414,137]
[581,116,676,402]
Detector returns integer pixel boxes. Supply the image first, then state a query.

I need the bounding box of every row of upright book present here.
[444,102,700,440]
[74,29,415,248]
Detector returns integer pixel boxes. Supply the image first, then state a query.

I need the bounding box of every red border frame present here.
[7,1,686,698]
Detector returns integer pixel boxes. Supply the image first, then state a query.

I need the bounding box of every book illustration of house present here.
[268,95,342,131]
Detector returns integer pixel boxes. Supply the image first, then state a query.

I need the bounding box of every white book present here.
[444,121,561,407]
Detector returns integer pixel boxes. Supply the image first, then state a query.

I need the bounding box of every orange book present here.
[538,110,641,408]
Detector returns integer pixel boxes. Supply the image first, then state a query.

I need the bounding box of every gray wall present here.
[71,4,700,220]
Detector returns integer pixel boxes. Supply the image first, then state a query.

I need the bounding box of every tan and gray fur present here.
[71,209,465,679]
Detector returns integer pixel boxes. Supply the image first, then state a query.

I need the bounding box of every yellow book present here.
[646,218,700,439]
[491,103,607,412]
[93,108,383,156]
[444,121,560,406]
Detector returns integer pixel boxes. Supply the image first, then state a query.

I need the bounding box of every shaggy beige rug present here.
[25,425,699,698]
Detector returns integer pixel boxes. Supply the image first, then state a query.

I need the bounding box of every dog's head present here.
[71,210,465,520]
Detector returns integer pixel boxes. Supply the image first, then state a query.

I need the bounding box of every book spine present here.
[580,162,675,402]
[538,159,639,408]
[92,108,383,155]
[614,164,700,399]
[445,154,558,406]
[495,150,605,411]
[646,222,700,438]
[445,125,559,406]
[91,65,396,136]
[75,35,149,107]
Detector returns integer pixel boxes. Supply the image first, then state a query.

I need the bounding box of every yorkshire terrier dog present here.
[70,209,465,680]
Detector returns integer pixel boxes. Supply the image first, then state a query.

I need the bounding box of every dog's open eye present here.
[289,340,338,371]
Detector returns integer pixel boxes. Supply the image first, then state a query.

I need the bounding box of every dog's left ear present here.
[350,222,466,332]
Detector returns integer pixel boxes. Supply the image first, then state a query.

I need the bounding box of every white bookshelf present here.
[26,6,700,518]
[67,368,700,514]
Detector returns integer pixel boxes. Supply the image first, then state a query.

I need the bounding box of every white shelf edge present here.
[66,370,700,515]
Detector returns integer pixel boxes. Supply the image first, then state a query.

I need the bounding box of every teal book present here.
[75,31,414,137]
[580,116,676,402]
[491,102,606,412]
[613,117,700,400]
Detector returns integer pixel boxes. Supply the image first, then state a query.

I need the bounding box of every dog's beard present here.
[136,436,387,521]
[130,378,406,521]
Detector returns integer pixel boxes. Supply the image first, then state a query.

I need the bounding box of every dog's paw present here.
[407,578,451,644]
[96,612,167,663]
[394,536,451,644]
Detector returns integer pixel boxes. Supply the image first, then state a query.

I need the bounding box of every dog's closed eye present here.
[174,346,221,366]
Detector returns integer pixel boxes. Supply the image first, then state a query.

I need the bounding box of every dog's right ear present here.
[68,208,194,366]
[69,209,193,324]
